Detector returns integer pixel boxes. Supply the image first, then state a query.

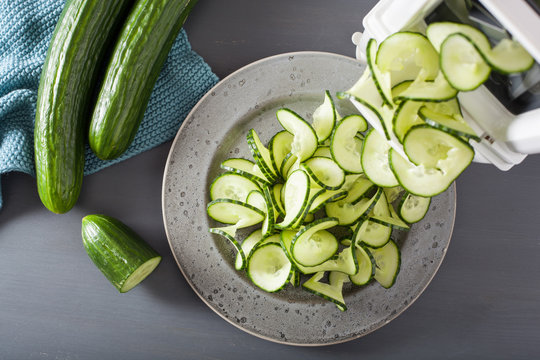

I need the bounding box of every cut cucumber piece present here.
[426,21,534,74]
[220,158,270,186]
[308,189,348,213]
[247,242,292,292]
[370,239,401,289]
[353,218,391,249]
[392,100,424,143]
[418,105,479,141]
[271,183,285,218]
[302,271,349,311]
[367,38,393,107]
[345,176,376,205]
[235,229,263,270]
[276,108,318,163]
[275,169,310,229]
[389,142,472,197]
[280,152,297,179]
[302,156,345,190]
[440,33,491,91]
[399,192,431,224]
[391,80,413,98]
[210,172,261,202]
[261,186,276,236]
[207,199,265,227]
[403,125,474,168]
[312,90,337,143]
[269,130,294,179]
[376,31,439,86]
[361,129,399,187]
[312,146,332,158]
[291,217,339,267]
[325,187,382,226]
[247,129,278,182]
[81,215,161,293]
[330,114,368,173]
[394,73,458,103]
[280,231,358,275]
[209,227,246,272]
[246,190,266,213]
[350,244,375,286]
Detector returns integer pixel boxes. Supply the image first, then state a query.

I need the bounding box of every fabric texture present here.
[0,0,218,209]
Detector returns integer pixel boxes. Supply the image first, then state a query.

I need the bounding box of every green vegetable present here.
[88,0,198,160]
[82,215,161,293]
[34,0,133,213]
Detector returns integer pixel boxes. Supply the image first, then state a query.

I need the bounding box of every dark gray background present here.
[1,0,539,359]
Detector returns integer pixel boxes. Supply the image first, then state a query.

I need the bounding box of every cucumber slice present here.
[361,129,399,187]
[302,271,349,311]
[302,156,345,190]
[440,33,491,91]
[292,229,338,267]
[269,130,294,179]
[418,105,479,141]
[276,108,318,163]
[247,243,292,292]
[275,169,310,229]
[353,218,391,249]
[261,187,276,237]
[399,192,431,224]
[350,244,375,286]
[370,239,401,289]
[245,190,266,212]
[247,129,278,182]
[209,227,246,272]
[346,177,376,205]
[389,136,473,197]
[325,187,382,226]
[330,114,368,173]
[271,183,285,218]
[280,152,297,179]
[235,229,263,270]
[210,172,261,202]
[81,215,161,293]
[376,32,439,86]
[392,100,424,143]
[280,231,358,275]
[312,145,332,158]
[366,38,393,108]
[391,80,413,98]
[220,158,271,186]
[312,90,337,143]
[426,22,534,74]
[393,73,458,103]
[308,189,348,213]
[207,199,265,227]
[383,186,404,203]
[291,217,339,267]
[403,125,474,168]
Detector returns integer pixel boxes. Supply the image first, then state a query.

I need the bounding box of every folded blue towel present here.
[0,0,218,209]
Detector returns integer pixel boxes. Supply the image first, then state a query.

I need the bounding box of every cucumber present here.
[81,215,161,293]
[399,192,431,224]
[361,129,399,188]
[210,172,261,202]
[312,90,337,143]
[34,0,134,213]
[349,244,375,286]
[370,239,401,289]
[302,157,345,190]
[330,114,368,173]
[291,217,339,267]
[89,0,198,160]
[418,105,479,141]
[366,38,393,107]
[302,271,349,311]
[247,243,292,293]
[220,158,271,185]
[276,108,318,163]
[439,33,491,92]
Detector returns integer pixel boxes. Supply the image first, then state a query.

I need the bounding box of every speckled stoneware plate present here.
[162,52,456,346]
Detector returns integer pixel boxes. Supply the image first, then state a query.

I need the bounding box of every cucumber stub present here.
[81,215,162,293]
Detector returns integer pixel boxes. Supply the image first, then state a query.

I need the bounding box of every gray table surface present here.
[1,1,540,359]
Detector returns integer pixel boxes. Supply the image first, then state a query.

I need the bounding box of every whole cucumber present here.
[88,0,198,160]
[34,0,133,214]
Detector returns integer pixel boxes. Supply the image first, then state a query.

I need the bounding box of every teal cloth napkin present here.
[0,0,219,209]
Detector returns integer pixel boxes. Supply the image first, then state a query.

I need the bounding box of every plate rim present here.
[161,51,457,346]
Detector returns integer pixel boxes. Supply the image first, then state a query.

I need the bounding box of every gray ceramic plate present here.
[162,52,456,346]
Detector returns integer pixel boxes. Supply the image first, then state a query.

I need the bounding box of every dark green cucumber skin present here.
[88,0,198,160]
[34,0,133,214]
[81,214,161,292]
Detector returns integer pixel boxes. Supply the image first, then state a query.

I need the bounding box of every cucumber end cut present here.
[120,256,162,293]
